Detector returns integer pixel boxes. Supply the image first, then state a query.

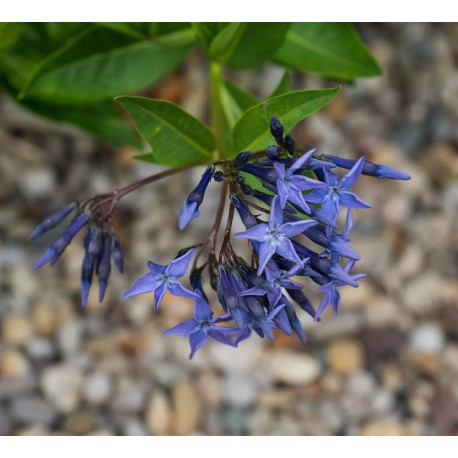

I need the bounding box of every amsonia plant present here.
[0,22,410,359]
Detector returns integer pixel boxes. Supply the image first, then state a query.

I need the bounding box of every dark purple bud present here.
[111,233,124,274]
[97,236,111,302]
[29,202,77,240]
[266,145,280,160]
[284,134,295,155]
[190,268,208,302]
[323,155,411,180]
[178,165,215,230]
[270,115,284,141]
[234,151,252,167]
[235,175,245,185]
[213,171,225,182]
[34,212,89,270]
[252,190,297,214]
[241,184,253,195]
[238,163,277,185]
[230,195,258,229]
[286,288,317,320]
[81,228,101,308]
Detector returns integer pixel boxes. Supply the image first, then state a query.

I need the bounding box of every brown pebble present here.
[172,379,202,435]
[326,339,365,375]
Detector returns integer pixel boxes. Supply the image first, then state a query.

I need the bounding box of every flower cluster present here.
[30,115,409,359]
[123,115,410,358]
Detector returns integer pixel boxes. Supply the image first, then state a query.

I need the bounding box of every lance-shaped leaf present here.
[275,23,382,80]
[19,26,190,104]
[209,22,290,70]
[233,87,340,152]
[269,71,290,98]
[116,96,216,167]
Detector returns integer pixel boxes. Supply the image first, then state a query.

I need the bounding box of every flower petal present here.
[193,290,213,322]
[268,195,283,229]
[167,249,195,278]
[168,280,199,300]
[339,156,365,190]
[123,272,160,299]
[288,148,316,174]
[153,283,168,310]
[280,219,317,238]
[189,329,208,359]
[178,201,199,230]
[338,191,371,209]
[257,240,276,275]
[164,319,200,336]
[234,223,268,242]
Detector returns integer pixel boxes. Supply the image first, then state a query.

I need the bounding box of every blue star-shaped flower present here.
[234,196,317,275]
[306,157,371,233]
[123,249,198,309]
[164,289,237,359]
[314,260,366,321]
[273,148,327,213]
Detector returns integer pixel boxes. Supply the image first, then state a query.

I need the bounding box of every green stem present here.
[210,61,226,161]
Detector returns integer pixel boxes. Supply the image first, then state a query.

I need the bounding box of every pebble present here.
[82,372,112,406]
[31,301,56,337]
[262,350,322,386]
[9,396,56,425]
[360,419,407,436]
[112,378,147,413]
[56,319,83,355]
[63,411,96,435]
[2,313,33,347]
[121,417,147,436]
[223,373,258,408]
[20,167,56,198]
[0,406,11,436]
[0,349,31,379]
[145,391,172,435]
[40,364,83,413]
[408,322,445,354]
[26,338,57,361]
[326,339,365,375]
[223,407,246,435]
[172,379,202,435]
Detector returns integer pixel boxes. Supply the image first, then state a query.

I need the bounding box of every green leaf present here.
[191,22,227,51]
[275,23,382,80]
[149,23,196,48]
[95,22,150,39]
[269,71,290,98]
[221,81,258,128]
[233,87,340,152]
[23,99,142,148]
[20,26,190,105]
[0,23,22,49]
[116,96,216,167]
[209,22,291,70]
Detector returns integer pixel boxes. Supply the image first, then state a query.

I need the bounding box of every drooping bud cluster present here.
[31,196,124,307]
[123,116,411,359]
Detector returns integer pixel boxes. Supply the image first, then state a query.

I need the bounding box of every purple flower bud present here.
[81,228,102,308]
[323,155,411,180]
[34,212,89,270]
[178,165,214,230]
[266,145,280,160]
[97,236,111,302]
[270,115,284,141]
[238,163,277,185]
[213,171,225,182]
[230,195,258,229]
[233,151,252,167]
[284,134,295,154]
[111,233,124,274]
[29,202,77,240]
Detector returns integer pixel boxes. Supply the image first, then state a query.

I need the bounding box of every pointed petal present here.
[288,148,316,173]
[268,195,283,229]
[340,157,365,190]
[285,189,311,214]
[342,208,354,242]
[153,283,168,310]
[234,223,268,241]
[338,191,371,209]
[275,239,303,267]
[280,219,317,238]
[168,280,199,300]
[330,287,341,315]
[321,196,340,224]
[273,308,292,335]
[167,249,195,278]
[189,329,208,359]
[123,273,160,298]
[276,179,289,208]
[193,290,213,321]
[239,287,268,297]
[147,260,167,275]
[289,174,326,190]
[257,241,276,275]
[164,319,200,336]
[178,201,199,230]
[208,329,237,347]
[323,167,338,186]
[273,161,286,181]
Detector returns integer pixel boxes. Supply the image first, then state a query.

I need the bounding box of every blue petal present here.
[123,272,161,298]
[323,168,338,187]
[268,196,284,229]
[275,238,303,268]
[167,249,195,278]
[339,157,365,190]
[154,283,168,310]
[147,260,167,276]
[193,290,213,322]
[257,241,276,275]
[178,201,199,230]
[168,280,199,300]
[234,224,268,242]
[280,219,317,238]
[164,319,200,336]
[289,174,326,190]
[189,329,208,359]
[338,191,371,209]
[288,148,316,174]
[207,328,237,347]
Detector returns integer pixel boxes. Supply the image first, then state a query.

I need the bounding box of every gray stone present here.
[409,322,445,354]
[223,373,258,408]
[82,372,112,405]
[10,396,56,425]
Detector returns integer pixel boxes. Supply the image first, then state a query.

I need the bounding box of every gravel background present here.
[1,23,458,436]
